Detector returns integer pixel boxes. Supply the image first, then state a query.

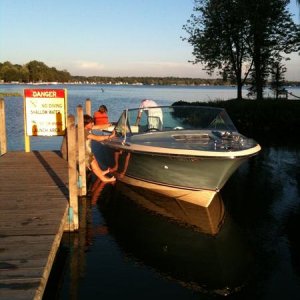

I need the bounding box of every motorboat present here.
[95,105,261,211]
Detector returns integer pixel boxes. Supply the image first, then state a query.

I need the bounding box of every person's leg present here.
[90,159,116,183]
[109,151,121,173]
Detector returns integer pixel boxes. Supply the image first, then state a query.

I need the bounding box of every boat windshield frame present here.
[114,105,237,137]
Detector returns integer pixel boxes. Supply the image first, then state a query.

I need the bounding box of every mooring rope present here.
[288,92,300,99]
[122,108,128,145]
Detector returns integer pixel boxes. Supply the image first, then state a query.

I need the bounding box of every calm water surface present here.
[3,84,243,151]
[1,84,300,299]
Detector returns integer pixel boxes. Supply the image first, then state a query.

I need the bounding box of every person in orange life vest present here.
[93,105,111,129]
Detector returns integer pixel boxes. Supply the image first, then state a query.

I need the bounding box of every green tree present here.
[0,61,19,82]
[183,0,300,100]
[246,0,300,100]
[270,60,287,99]
[26,60,50,82]
[183,0,252,100]
[25,60,71,83]
[19,65,29,82]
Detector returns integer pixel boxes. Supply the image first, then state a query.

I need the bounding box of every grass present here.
[0,92,22,97]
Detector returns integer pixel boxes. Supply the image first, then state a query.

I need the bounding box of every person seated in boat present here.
[135,99,163,131]
[93,105,112,130]
[84,114,116,183]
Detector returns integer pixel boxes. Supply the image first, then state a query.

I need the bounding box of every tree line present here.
[0,60,237,86]
[1,60,299,89]
[0,61,71,83]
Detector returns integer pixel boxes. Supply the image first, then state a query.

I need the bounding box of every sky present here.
[0,0,299,80]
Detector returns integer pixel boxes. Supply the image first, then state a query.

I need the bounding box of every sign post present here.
[24,89,67,152]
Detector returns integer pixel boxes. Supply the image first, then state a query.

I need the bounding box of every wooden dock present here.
[0,151,69,300]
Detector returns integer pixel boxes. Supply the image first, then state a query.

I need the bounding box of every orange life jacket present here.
[94,111,109,125]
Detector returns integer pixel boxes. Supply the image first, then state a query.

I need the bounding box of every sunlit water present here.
[3,84,241,151]
[1,84,300,299]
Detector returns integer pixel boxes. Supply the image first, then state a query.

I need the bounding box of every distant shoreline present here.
[1,82,300,87]
[2,60,299,87]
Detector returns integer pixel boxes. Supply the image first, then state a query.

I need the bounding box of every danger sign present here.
[24,89,67,136]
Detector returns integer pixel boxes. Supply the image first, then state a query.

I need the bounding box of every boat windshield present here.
[114,105,237,136]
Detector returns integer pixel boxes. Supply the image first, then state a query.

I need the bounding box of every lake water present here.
[2,84,239,151]
[2,83,299,151]
[1,84,300,299]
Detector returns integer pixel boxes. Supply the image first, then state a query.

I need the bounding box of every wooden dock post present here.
[85,98,91,116]
[77,105,87,196]
[0,98,7,155]
[67,114,79,231]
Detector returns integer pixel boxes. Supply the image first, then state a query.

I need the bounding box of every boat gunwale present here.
[104,140,261,158]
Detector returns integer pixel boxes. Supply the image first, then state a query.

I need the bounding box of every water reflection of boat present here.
[113,183,225,235]
[96,105,260,211]
[97,183,253,296]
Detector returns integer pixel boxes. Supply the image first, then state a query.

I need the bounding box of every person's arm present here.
[135,109,143,125]
[92,123,112,130]
[87,130,115,142]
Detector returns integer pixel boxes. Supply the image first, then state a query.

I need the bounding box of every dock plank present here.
[0,151,69,300]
